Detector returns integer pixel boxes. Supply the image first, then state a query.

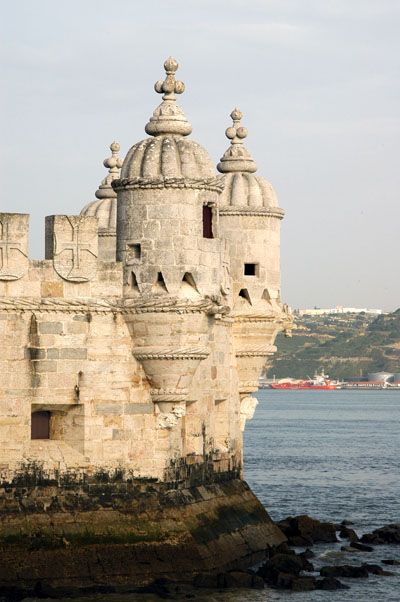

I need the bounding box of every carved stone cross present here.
[47,215,98,282]
[0,214,29,281]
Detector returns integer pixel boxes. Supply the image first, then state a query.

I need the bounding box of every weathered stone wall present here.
[0,470,285,590]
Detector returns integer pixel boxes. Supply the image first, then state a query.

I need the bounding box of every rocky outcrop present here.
[277,514,338,545]
[361,524,400,545]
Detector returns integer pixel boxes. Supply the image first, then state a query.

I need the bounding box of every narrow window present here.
[154,271,168,292]
[238,288,252,304]
[182,272,197,289]
[131,272,140,291]
[31,411,50,440]
[203,205,213,239]
[244,263,257,276]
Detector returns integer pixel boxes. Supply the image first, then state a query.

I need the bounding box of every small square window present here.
[126,243,141,263]
[244,263,257,276]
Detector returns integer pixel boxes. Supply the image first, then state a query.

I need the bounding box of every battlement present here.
[0,212,122,300]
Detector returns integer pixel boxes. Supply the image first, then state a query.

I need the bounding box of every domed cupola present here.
[80,142,123,261]
[118,57,216,182]
[217,109,281,211]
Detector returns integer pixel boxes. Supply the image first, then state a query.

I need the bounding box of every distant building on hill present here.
[297,306,383,316]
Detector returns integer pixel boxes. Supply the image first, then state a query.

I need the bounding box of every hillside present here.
[269,309,400,379]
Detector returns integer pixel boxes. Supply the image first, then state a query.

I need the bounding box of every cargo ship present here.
[268,372,341,390]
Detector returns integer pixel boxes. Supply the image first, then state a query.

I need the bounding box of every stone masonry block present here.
[124,403,154,415]
[58,348,87,360]
[96,404,124,415]
[39,322,63,335]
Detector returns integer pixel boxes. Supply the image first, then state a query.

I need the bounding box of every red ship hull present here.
[270,383,337,390]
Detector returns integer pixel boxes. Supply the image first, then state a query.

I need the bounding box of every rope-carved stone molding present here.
[98,230,117,237]
[219,207,285,219]
[133,348,209,361]
[233,313,288,324]
[239,380,260,389]
[123,296,230,315]
[0,296,229,316]
[236,346,277,357]
[152,391,189,403]
[112,176,224,193]
[0,297,115,314]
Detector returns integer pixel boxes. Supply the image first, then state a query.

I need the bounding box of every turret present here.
[80,142,123,261]
[217,109,290,397]
[113,58,226,453]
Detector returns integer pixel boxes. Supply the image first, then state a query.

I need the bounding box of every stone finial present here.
[217,109,257,174]
[154,57,185,99]
[95,142,123,200]
[145,57,192,137]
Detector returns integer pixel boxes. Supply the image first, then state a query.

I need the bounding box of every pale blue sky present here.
[0,0,399,310]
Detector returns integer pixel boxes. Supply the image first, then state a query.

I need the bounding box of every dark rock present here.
[291,577,316,591]
[382,559,400,566]
[362,563,394,576]
[341,520,355,526]
[300,547,315,559]
[272,542,295,555]
[341,546,354,552]
[361,524,400,545]
[194,571,264,590]
[350,541,374,552]
[275,572,295,589]
[224,571,264,589]
[361,533,384,544]
[316,577,350,590]
[339,527,359,542]
[193,574,219,588]
[269,553,304,575]
[287,535,314,546]
[277,514,338,544]
[320,564,369,579]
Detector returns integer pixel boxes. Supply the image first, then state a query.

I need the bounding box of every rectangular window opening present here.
[203,205,213,239]
[31,411,50,440]
[244,263,258,276]
[127,243,141,261]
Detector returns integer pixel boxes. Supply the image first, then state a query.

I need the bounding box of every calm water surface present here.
[37,390,400,602]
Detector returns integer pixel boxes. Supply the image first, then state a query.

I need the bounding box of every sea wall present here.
[0,467,284,591]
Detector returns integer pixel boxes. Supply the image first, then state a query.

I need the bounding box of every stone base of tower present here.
[0,468,284,594]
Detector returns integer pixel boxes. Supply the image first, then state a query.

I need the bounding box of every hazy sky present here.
[1,0,399,310]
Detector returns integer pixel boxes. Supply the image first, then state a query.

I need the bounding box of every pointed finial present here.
[145,57,192,137]
[217,109,257,174]
[95,142,123,199]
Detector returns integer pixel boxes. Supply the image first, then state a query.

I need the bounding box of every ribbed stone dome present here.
[217,109,281,210]
[81,198,116,231]
[116,58,216,182]
[121,136,215,180]
[219,172,278,208]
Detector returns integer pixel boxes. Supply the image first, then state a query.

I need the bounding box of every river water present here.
[36,390,399,601]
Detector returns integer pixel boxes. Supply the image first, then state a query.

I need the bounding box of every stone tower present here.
[0,58,292,592]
